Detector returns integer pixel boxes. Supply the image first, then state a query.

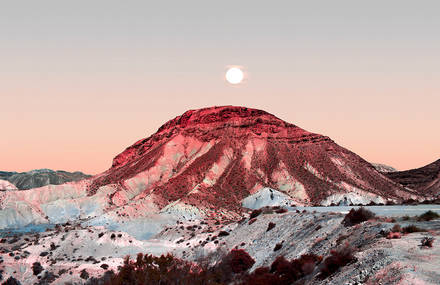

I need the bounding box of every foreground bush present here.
[319,245,356,278]
[342,207,375,226]
[100,253,202,285]
[90,250,255,285]
[243,254,322,285]
[227,249,255,273]
[91,247,354,284]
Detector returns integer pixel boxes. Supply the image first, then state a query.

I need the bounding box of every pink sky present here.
[1,1,439,174]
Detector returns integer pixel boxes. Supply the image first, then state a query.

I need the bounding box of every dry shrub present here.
[342,207,375,226]
[226,249,255,273]
[218,231,229,237]
[32,262,44,276]
[242,267,280,285]
[319,244,356,278]
[391,224,402,233]
[275,208,288,214]
[386,232,401,239]
[402,225,426,234]
[102,253,202,285]
[243,254,322,285]
[266,222,276,232]
[420,237,435,248]
[250,209,262,219]
[273,243,283,252]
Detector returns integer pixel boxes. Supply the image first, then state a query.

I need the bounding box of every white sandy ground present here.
[1,210,439,284]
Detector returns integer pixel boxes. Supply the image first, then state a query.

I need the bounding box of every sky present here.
[1,0,439,174]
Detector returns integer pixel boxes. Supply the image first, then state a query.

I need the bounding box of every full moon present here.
[225,67,244,84]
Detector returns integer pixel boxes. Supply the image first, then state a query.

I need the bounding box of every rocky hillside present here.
[1,208,439,284]
[384,159,440,197]
[0,106,424,231]
[91,106,419,207]
[0,169,91,190]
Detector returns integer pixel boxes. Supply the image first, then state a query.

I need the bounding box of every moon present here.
[225,67,244,84]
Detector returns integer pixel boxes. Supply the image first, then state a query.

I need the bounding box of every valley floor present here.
[0,210,439,284]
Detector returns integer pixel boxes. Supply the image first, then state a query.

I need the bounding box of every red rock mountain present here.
[87,106,421,214]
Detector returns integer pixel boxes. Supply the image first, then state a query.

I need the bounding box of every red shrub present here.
[242,267,280,285]
[275,208,288,214]
[342,207,375,226]
[106,253,201,285]
[268,254,322,284]
[248,218,257,225]
[266,222,276,232]
[227,249,256,273]
[402,225,426,233]
[250,209,263,219]
[273,243,283,251]
[386,232,401,239]
[319,245,356,278]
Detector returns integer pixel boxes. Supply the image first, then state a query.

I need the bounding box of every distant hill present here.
[0,169,91,190]
[371,163,397,173]
[384,159,440,197]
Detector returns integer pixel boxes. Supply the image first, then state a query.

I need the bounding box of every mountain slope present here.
[0,106,423,230]
[384,159,440,196]
[89,106,418,207]
[0,169,91,190]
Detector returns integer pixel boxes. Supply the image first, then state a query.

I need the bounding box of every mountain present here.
[383,159,440,197]
[371,163,397,173]
[0,169,91,190]
[90,106,418,206]
[0,106,423,231]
